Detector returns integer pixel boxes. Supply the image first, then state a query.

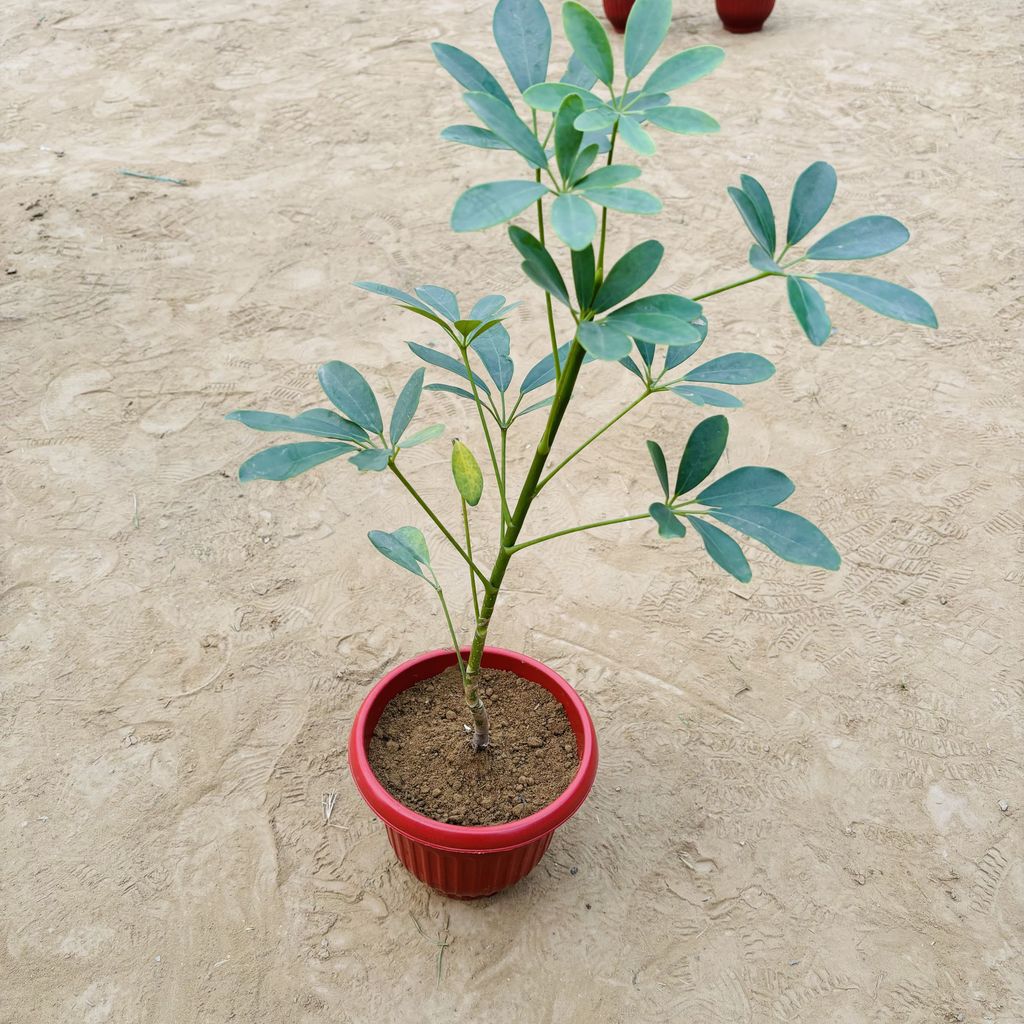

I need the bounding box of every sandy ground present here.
[2,0,1023,1021]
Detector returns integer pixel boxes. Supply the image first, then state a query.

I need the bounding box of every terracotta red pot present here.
[348,646,598,899]
[603,0,635,33]
[716,0,776,33]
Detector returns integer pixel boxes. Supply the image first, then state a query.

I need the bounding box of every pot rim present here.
[348,646,598,853]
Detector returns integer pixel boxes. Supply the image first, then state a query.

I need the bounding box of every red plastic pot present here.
[348,646,598,899]
[716,0,776,33]
[603,0,635,33]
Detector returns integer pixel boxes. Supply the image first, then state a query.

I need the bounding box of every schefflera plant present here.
[227,0,935,753]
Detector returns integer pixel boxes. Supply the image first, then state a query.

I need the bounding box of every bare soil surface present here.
[2,1,1022,1022]
[368,667,579,825]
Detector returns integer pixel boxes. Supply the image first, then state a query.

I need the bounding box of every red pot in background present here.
[348,646,598,899]
[716,0,776,33]
[603,0,635,33]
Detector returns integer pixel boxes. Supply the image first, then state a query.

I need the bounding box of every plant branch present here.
[535,388,651,493]
[691,271,770,301]
[595,121,620,279]
[388,462,489,586]
[461,498,480,620]
[509,511,650,553]
[533,111,562,381]
[457,345,511,526]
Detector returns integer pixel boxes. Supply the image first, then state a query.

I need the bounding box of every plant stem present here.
[457,346,511,526]
[509,511,650,553]
[691,271,770,301]
[389,462,489,586]
[461,497,480,620]
[462,341,590,749]
[535,389,650,493]
[532,110,562,382]
[595,121,620,279]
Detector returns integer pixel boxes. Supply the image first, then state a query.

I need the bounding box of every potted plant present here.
[716,0,776,34]
[228,0,935,899]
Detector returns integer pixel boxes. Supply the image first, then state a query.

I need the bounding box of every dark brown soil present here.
[367,667,580,826]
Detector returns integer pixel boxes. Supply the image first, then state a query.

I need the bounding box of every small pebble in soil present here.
[570,866,578,876]
[445,710,455,720]
[527,736,543,748]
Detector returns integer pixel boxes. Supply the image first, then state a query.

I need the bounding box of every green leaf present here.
[225,409,368,443]
[389,368,425,444]
[454,319,482,336]
[740,174,775,256]
[520,341,572,394]
[626,89,671,112]
[522,81,598,111]
[471,294,507,319]
[610,292,702,321]
[675,415,729,497]
[354,280,435,314]
[616,115,656,155]
[604,311,703,344]
[727,186,773,255]
[441,124,514,151]
[683,353,775,385]
[471,323,514,392]
[393,526,431,564]
[415,285,459,322]
[624,0,672,78]
[508,225,571,305]
[690,517,751,582]
[806,216,910,261]
[645,45,725,92]
[493,0,551,93]
[571,245,596,309]
[562,51,599,88]
[815,272,937,328]
[516,395,555,417]
[368,529,428,579]
[649,501,686,539]
[697,466,794,507]
[644,106,719,134]
[577,321,633,360]
[748,244,782,273]
[663,333,705,372]
[451,439,484,506]
[573,165,642,190]
[569,143,600,184]
[592,240,664,312]
[787,161,837,245]
[551,193,597,250]
[710,506,840,570]
[399,424,444,448]
[431,43,513,108]
[670,385,743,408]
[786,277,832,346]
[635,339,656,367]
[619,353,646,380]
[463,92,549,169]
[425,382,478,403]
[350,448,392,472]
[238,441,357,482]
[582,187,661,215]
[554,94,585,182]
[452,180,549,232]
[563,1,614,86]
[646,440,670,498]
[574,106,619,132]
[407,342,491,395]
[317,361,383,434]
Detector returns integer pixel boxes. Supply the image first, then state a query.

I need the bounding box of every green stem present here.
[462,342,590,739]
[462,498,480,621]
[432,578,465,679]
[595,121,620,279]
[389,463,488,586]
[510,511,650,553]
[533,146,561,379]
[692,271,770,301]
[535,389,650,493]
[457,346,511,526]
